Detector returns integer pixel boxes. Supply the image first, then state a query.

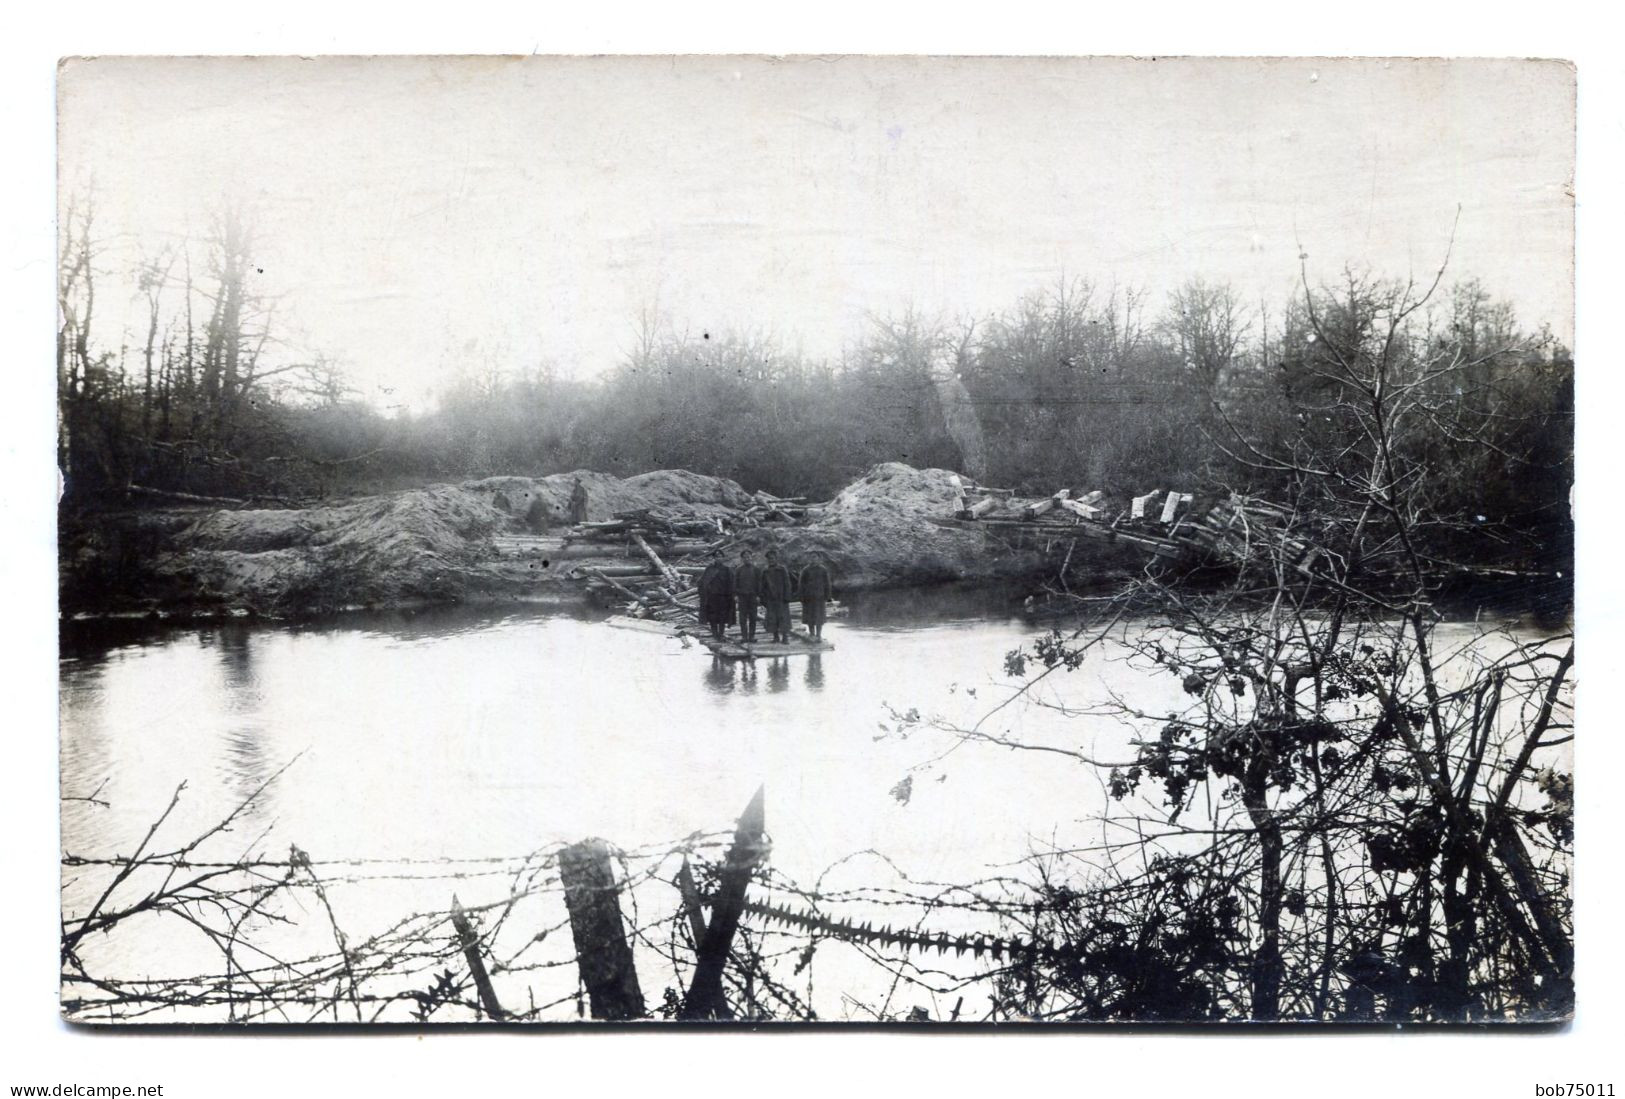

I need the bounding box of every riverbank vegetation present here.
[59,200,1571,582]
[890,261,1575,1019]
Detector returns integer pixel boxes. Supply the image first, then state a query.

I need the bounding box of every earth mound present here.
[83,470,759,614]
[723,462,1043,589]
[61,463,1079,616]
[158,485,513,613]
[462,469,753,527]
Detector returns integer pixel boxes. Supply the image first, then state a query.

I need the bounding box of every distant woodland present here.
[58,201,1572,573]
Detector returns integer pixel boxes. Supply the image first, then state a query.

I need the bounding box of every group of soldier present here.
[528,477,593,531]
[696,548,834,646]
[538,479,834,647]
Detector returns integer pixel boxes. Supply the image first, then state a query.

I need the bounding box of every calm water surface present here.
[61,590,1124,877]
[58,591,1555,1020]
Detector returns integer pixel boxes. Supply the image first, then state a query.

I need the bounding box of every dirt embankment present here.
[721,463,1048,589]
[60,463,1094,618]
[462,469,755,526]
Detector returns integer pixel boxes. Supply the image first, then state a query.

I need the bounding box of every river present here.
[58,591,1564,1022]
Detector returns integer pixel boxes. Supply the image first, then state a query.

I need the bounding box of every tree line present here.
[901,258,1574,1020]
[59,201,1571,572]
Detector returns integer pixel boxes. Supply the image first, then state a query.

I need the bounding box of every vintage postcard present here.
[57,55,1574,1025]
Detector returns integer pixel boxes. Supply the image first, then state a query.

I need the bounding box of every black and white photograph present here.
[49,52,1579,1035]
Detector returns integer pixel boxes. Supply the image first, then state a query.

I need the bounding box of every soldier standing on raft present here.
[568,477,590,525]
[760,549,793,645]
[733,552,762,643]
[798,553,834,642]
[698,550,735,640]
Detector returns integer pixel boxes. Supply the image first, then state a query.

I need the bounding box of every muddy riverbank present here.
[60,463,1140,620]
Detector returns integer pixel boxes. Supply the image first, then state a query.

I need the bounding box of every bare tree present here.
[893,248,1572,1021]
[1163,276,1250,394]
[136,246,179,438]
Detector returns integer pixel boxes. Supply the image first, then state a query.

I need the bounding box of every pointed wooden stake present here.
[450,895,506,1021]
[676,857,710,946]
[681,787,766,1020]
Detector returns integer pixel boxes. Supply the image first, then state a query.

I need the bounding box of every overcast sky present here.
[59,55,1574,409]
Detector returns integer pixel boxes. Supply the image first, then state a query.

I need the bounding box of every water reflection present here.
[59,600,610,666]
[58,581,1035,672]
[204,624,258,692]
[703,656,733,695]
[58,597,1559,1024]
[766,658,790,693]
[701,653,828,696]
[839,582,1032,629]
[202,626,273,813]
[58,657,112,853]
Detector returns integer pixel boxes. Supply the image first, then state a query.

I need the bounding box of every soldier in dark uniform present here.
[526,496,553,532]
[733,552,761,643]
[760,548,793,645]
[569,477,590,525]
[798,554,834,642]
[698,550,736,640]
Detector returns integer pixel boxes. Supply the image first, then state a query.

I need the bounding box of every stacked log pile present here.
[1178,495,1321,575]
[948,480,1321,574]
[568,497,829,624]
[564,510,722,549]
[737,490,827,526]
[571,514,706,623]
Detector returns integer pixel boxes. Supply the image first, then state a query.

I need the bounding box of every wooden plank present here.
[603,616,684,636]
[701,633,834,659]
[1058,498,1103,520]
[1022,488,1070,521]
[1159,491,1183,524]
[959,497,1000,520]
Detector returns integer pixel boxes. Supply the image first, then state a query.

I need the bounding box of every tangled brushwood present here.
[893,257,1574,1022]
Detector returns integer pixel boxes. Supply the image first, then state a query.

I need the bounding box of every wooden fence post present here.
[680,786,766,1020]
[449,895,506,1021]
[559,838,646,1021]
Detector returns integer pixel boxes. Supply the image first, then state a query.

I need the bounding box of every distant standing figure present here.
[760,549,793,645]
[698,551,736,640]
[798,554,834,642]
[525,497,553,532]
[569,478,590,525]
[734,552,762,643]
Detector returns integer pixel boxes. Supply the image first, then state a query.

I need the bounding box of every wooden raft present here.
[697,630,834,660]
[603,615,833,658]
